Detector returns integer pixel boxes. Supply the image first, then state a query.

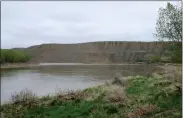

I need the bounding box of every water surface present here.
[1,64,159,104]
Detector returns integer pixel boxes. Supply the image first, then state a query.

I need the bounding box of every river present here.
[1,63,160,104]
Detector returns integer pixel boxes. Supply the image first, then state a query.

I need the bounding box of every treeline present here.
[0,49,31,63]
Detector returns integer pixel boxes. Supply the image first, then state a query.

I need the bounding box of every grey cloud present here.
[50,12,90,23]
[1,1,176,49]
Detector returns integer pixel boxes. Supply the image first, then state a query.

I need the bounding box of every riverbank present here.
[1,75,181,118]
[0,63,39,69]
[1,62,181,69]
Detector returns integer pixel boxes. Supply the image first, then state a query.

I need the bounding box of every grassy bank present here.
[0,49,31,64]
[1,75,182,118]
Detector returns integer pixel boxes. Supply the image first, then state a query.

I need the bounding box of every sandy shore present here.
[1,62,144,69]
[1,62,181,69]
[0,63,40,69]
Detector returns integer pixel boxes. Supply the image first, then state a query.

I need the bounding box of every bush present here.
[149,55,162,63]
[0,49,31,63]
[135,59,144,62]
[170,49,182,63]
[167,43,182,63]
[11,89,37,104]
[105,86,127,103]
[161,56,171,63]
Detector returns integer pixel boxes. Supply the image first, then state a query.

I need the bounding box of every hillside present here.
[22,41,170,63]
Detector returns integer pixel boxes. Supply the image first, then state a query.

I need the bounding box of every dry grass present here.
[105,85,127,103]
[163,66,182,92]
[11,89,37,104]
[10,89,38,109]
[159,65,182,81]
[127,104,158,118]
[154,109,177,118]
[153,65,182,93]
[112,77,128,87]
[83,83,127,103]
[105,80,111,86]
[56,90,89,101]
[111,73,129,87]
[152,73,163,79]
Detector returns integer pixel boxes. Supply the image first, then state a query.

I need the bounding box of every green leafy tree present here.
[154,2,182,63]
[0,49,31,64]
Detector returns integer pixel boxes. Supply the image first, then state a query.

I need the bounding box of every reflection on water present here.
[1,64,159,103]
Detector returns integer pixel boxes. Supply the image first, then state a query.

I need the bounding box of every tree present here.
[155,2,182,42]
[154,2,182,63]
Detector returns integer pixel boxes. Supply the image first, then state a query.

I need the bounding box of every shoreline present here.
[0,63,40,69]
[1,62,181,69]
[0,62,150,69]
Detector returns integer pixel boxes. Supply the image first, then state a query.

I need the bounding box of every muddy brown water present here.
[1,63,163,104]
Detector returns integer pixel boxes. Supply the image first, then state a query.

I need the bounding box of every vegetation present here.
[149,55,162,63]
[0,2,182,118]
[136,55,171,64]
[1,75,181,118]
[154,2,182,63]
[0,49,31,64]
[148,55,171,63]
[167,43,182,63]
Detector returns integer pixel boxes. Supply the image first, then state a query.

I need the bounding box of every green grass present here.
[126,76,182,118]
[0,49,31,63]
[22,101,120,118]
[1,76,182,118]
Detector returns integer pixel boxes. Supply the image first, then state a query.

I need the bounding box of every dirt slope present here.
[23,41,170,63]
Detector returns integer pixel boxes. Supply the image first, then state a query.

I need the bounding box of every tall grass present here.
[0,49,31,63]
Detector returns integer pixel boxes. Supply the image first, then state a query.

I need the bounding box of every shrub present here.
[105,86,127,103]
[135,59,144,62]
[161,56,171,63]
[11,89,37,105]
[167,43,182,63]
[149,55,162,63]
[112,73,128,87]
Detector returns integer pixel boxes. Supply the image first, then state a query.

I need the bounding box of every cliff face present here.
[24,41,169,63]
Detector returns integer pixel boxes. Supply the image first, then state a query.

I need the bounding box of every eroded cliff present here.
[24,41,169,63]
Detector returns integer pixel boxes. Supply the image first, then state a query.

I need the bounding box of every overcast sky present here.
[1,1,177,49]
